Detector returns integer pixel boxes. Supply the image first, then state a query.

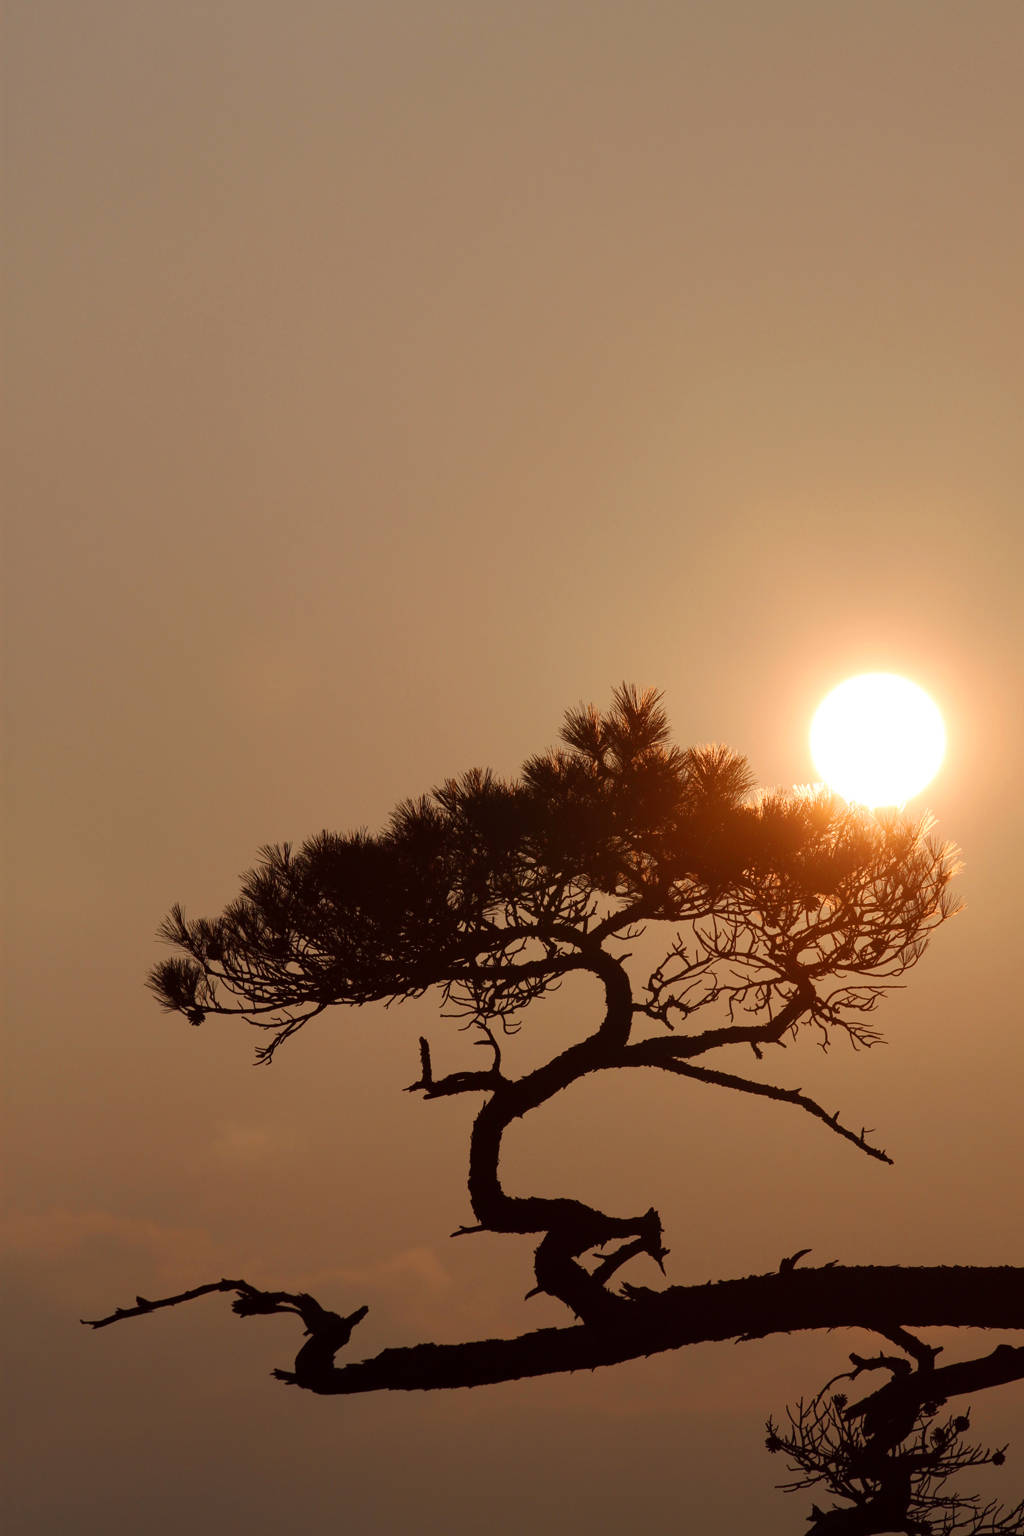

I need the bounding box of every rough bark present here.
[276,1264,1024,1394]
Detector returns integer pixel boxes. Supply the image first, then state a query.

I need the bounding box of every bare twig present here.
[634,1055,893,1164]
[404,1034,501,1098]
[82,1278,260,1329]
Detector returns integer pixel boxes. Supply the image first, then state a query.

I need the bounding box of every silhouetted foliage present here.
[90,686,1024,1532]
[767,1362,1024,1533]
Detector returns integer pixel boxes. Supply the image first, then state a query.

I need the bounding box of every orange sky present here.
[5,3,1023,1531]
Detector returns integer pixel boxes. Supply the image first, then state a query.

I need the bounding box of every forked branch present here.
[83,1280,370,1389]
[84,1265,1024,1396]
[769,1334,1024,1534]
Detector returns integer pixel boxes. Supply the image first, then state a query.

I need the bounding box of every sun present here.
[810,674,946,808]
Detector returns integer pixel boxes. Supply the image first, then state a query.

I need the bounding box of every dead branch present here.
[82,1278,260,1328]
[83,1279,370,1388]
[630,1053,894,1164]
[86,1265,1024,1396]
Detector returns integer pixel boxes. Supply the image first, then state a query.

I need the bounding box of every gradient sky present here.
[5,3,1023,1532]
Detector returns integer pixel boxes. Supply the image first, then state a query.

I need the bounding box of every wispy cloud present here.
[1,1205,218,1307]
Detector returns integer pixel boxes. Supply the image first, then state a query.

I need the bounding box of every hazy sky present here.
[5,3,1023,1531]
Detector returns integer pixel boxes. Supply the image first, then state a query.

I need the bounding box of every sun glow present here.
[810,674,946,808]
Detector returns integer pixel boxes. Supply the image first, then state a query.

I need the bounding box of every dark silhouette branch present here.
[311,1265,1023,1396]
[83,1279,370,1389]
[847,1343,1024,1429]
[88,1265,1024,1396]
[404,1034,503,1098]
[874,1324,942,1370]
[83,1278,249,1328]
[631,1054,894,1164]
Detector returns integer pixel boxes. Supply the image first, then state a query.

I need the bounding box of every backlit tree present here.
[88,687,1024,1533]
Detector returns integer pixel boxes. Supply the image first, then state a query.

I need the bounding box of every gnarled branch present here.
[83,1279,370,1390]
[85,1265,1024,1396]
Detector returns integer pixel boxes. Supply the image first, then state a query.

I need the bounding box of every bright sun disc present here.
[810,674,945,808]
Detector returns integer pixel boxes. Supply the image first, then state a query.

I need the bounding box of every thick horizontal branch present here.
[298,1265,1024,1394]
